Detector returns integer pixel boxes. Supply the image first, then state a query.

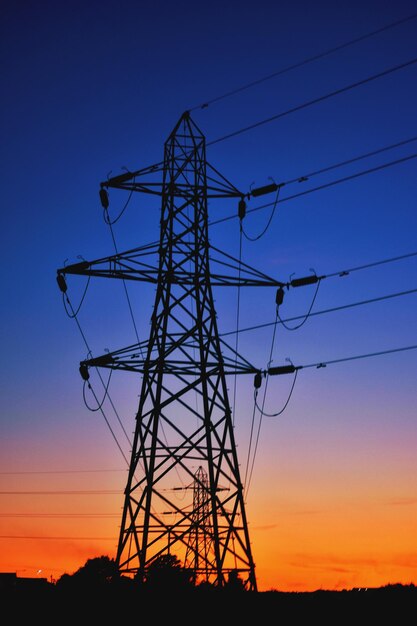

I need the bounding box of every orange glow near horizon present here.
[1,505,416,591]
[2,0,417,596]
[1,460,416,591]
[1,380,416,592]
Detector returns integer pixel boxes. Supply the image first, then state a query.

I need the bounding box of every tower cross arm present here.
[100,161,165,197]
[99,160,243,200]
[57,243,287,288]
[57,243,160,284]
[80,337,259,378]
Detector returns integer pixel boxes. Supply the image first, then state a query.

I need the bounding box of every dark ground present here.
[2,583,416,619]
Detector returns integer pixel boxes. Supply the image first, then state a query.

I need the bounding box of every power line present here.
[0,469,125,475]
[0,535,117,541]
[280,135,417,188]
[190,12,417,111]
[266,152,417,205]
[261,344,417,377]
[0,490,121,495]
[245,341,417,491]
[105,213,144,356]
[210,151,417,226]
[207,56,417,146]
[325,251,417,278]
[0,513,119,518]
[221,287,417,338]
[236,135,417,226]
[244,311,279,491]
[62,293,131,461]
[299,343,417,371]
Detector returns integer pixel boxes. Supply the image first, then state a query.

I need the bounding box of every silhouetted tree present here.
[145,554,195,591]
[56,555,118,591]
[225,569,246,592]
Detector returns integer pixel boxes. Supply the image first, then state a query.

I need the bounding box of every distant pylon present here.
[183,466,213,582]
[58,112,284,590]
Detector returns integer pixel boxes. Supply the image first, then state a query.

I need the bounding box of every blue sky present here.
[1,0,416,589]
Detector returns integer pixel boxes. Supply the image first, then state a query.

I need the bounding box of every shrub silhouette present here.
[56,555,117,590]
[144,554,195,590]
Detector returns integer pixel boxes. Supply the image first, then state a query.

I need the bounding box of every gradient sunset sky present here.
[1,0,416,592]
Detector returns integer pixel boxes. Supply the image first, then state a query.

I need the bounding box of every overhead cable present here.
[207,57,417,146]
[324,251,417,278]
[210,151,417,227]
[104,210,144,357]
[280,135,417,186]
[221,286,417,338]
[59,291,132,458]
[261,343,417,378]
[190,12,417,111]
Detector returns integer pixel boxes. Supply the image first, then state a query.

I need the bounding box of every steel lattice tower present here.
[184,466,213,580]
[58,112,284,590]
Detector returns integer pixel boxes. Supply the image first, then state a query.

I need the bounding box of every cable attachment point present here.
[56,272,67,293]
[79,362,90,381]
[250,181,279,198]
[248,176,285,199]
[275,286,285,307]
[290,273,319,288]
[254,371,263,389]
[268,364,297,376]
[99,186,109,209]
[238,197,247,220]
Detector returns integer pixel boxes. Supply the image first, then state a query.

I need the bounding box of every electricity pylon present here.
[58,111,285,591]
[183,466,213,580]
